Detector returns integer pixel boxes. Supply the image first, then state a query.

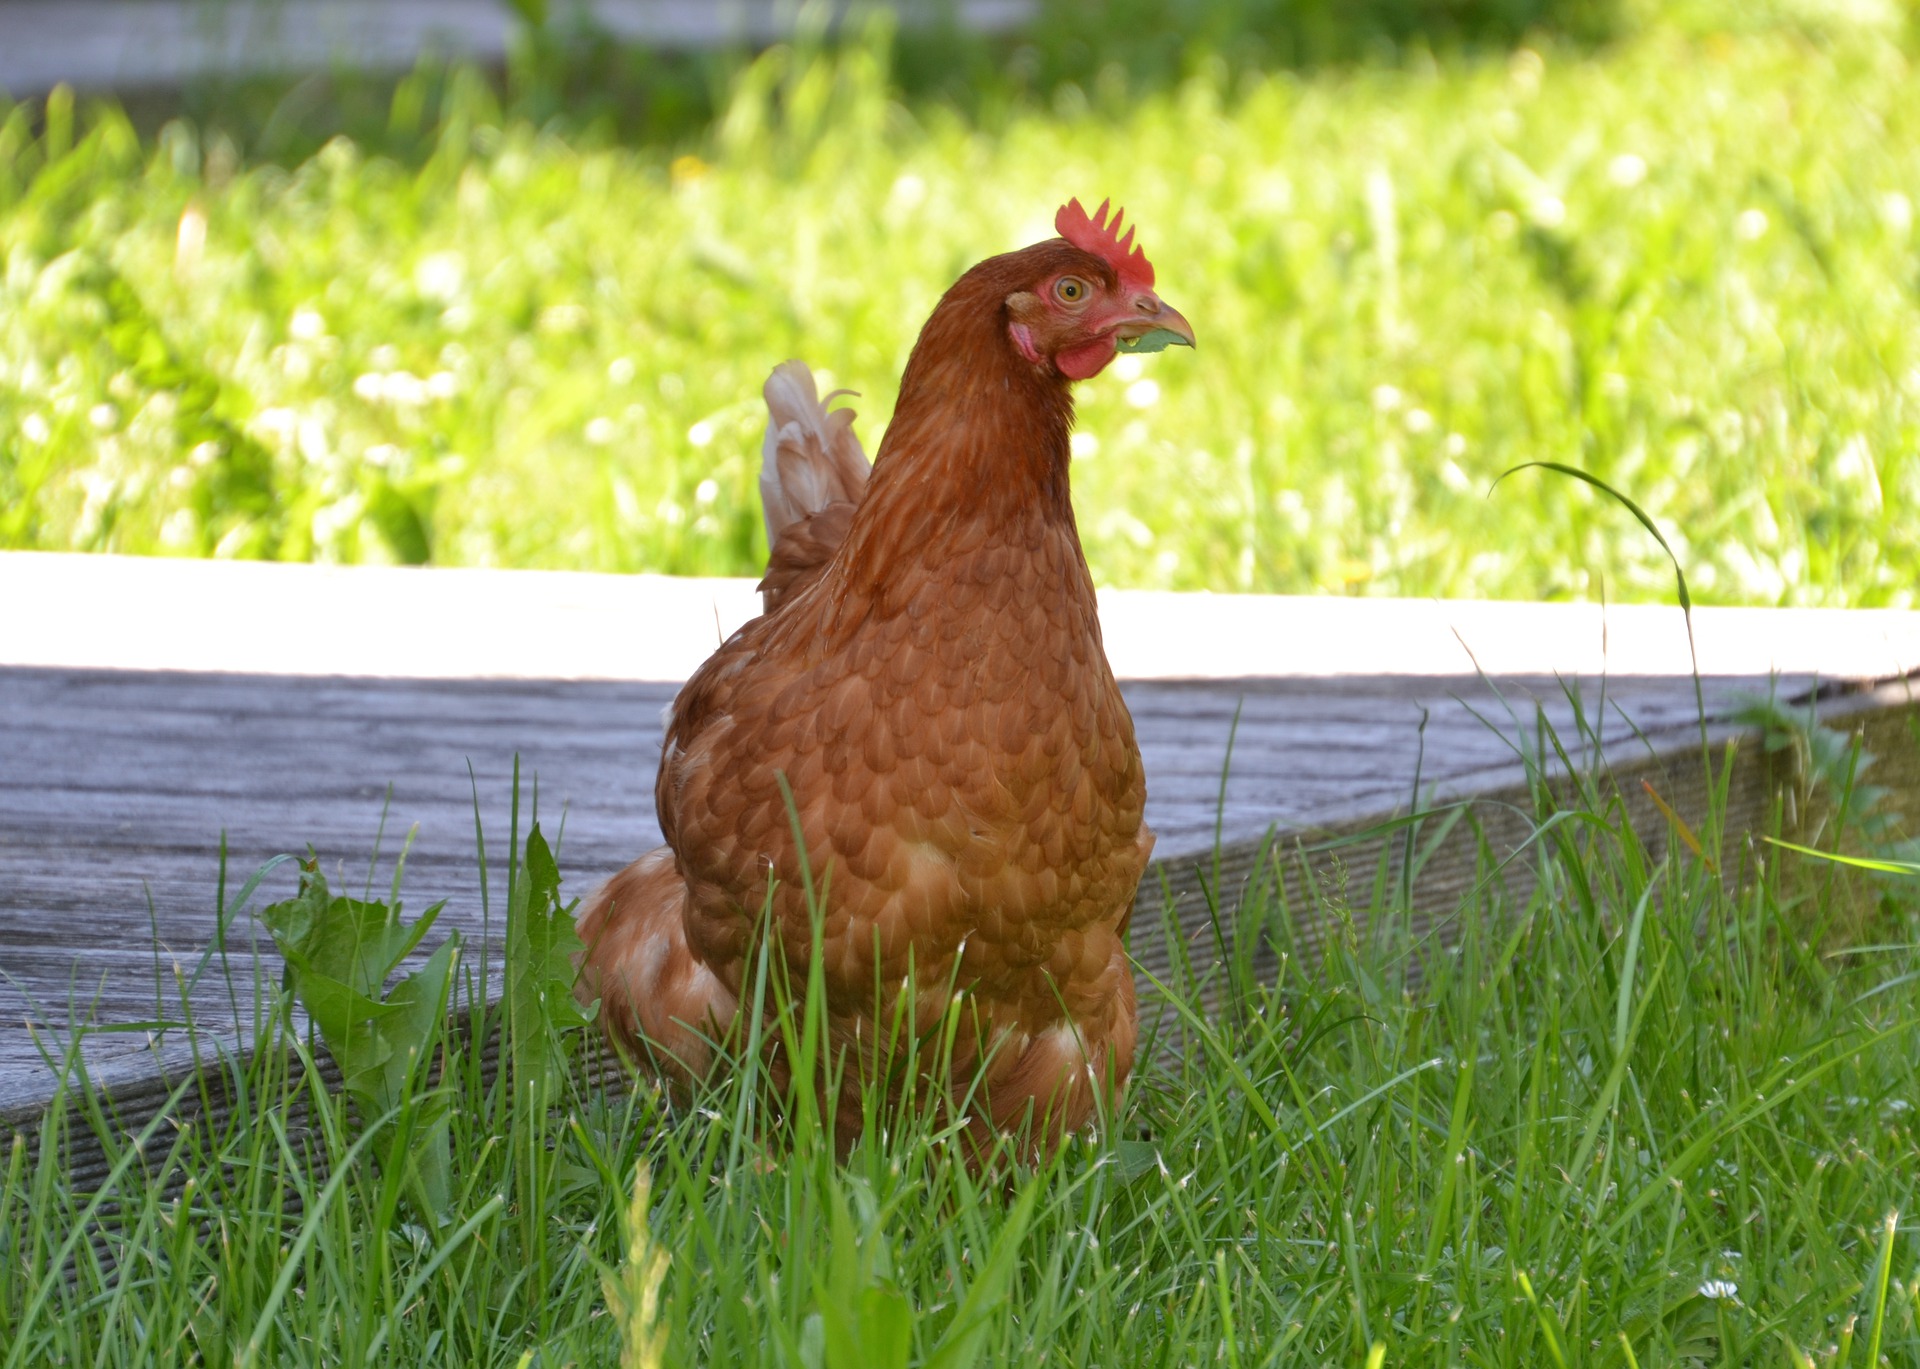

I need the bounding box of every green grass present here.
[6,7,1919,1362]
[3,6,1919,602]
[4,716,1918,1366]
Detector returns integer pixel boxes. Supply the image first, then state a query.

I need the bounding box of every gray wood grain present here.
[2,661,1859,1122]
[1,0,1036,96]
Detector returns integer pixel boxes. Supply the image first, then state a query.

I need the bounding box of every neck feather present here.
[834,268,1078,598]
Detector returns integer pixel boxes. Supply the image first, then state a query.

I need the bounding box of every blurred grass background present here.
[3,0,1918,603]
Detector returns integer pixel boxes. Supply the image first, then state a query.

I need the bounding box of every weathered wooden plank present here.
[5,661,1908,1123]
[3,556,1904,1198]
[3,0,1037,97]
[5,575,1918,1150]
[1138,682,1920,1022]
[2,555,1914,1182]
[8,678,1915,1171]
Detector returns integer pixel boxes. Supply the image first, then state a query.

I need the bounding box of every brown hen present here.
[576,199,1195,1158]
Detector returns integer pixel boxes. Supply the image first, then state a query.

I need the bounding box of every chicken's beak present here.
[1109,293,1196,353]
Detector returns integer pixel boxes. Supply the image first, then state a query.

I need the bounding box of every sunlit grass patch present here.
[1,11,1918,603]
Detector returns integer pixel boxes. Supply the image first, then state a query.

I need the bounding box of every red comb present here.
[1055,197,1155,293]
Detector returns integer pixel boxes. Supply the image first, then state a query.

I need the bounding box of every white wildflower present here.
[176,206,207,270]
[254,407,299,441]
[1608,153,1647,188]
[382,371,426,406]
[159,508,197,547]
[888,173,927,212]
[1509,47,1544,91]
[414,251,465,302]
[311,494,365,546]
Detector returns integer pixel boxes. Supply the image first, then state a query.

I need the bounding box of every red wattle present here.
[1055,336,1116,381]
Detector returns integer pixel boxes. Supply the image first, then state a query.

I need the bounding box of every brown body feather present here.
[576,240,1155,1158]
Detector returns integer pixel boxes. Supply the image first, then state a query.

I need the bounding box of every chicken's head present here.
[1004,198,1196,382]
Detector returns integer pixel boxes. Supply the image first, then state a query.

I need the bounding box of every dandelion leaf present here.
[260,857,459,1214]
[1114,326,1192,354]
[506,821,595,1104]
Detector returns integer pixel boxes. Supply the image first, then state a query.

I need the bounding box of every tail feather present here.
[758,359,869,611]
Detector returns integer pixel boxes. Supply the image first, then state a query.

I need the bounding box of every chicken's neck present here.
[835,301,1082,609]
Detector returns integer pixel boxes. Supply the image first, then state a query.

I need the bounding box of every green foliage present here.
[504,820,595,1108]
[803,1181,914,1369]
[1,7,1917,602]
[1734,672,1920,942]
[1019,0,1621,91]
[77,256,285,556]
[259,854,458,1212]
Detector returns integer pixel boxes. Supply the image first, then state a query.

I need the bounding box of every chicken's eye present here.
[1054,276,1088,304]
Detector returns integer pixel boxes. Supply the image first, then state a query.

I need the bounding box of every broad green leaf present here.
[258,858,460,1218]
[1112,1138,1162,1185]
[382,936,459,1212]
[506,822,595,1106]
[1114,326,1193,353]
